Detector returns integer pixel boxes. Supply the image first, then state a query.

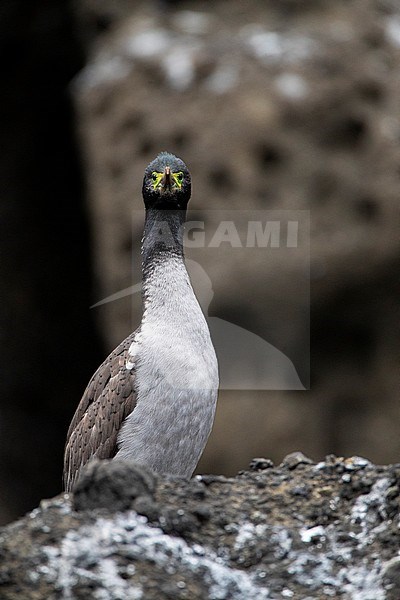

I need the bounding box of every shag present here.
[63,152,219,492]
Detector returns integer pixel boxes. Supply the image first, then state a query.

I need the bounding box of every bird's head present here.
[142,152,191,210]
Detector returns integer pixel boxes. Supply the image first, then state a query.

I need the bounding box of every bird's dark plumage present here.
[63,334,137,492]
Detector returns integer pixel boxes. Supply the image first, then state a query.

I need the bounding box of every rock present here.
[1,457,400,599]
[382,556,400,600]
[249,457,274,471]
[73,459,157,511]
[281,451,313,469]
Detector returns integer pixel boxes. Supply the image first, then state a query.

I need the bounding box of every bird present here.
[63,152,219,492]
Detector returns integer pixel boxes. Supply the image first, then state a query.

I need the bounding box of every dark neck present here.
[142,208,186,279]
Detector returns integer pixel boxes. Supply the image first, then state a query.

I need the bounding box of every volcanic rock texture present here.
[1,457,400,599]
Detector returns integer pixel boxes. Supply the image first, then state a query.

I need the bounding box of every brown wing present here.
[63,331,138,492]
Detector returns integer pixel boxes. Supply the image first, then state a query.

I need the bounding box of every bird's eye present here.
[172,171,184,188]
[151,171,163,189]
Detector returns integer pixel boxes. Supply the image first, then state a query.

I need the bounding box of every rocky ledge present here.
[1,454,400,599]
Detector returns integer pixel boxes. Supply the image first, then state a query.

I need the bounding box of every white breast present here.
[116,257,219,478]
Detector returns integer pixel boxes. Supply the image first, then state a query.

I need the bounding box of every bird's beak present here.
[161,166,172,193]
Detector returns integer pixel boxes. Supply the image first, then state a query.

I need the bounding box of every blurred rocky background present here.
[0,0,399,525]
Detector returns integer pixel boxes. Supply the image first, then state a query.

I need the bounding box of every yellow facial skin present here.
[151,172,164,189]
[151,170,184,191]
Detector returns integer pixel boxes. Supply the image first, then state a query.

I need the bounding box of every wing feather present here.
[63,332,138,492]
